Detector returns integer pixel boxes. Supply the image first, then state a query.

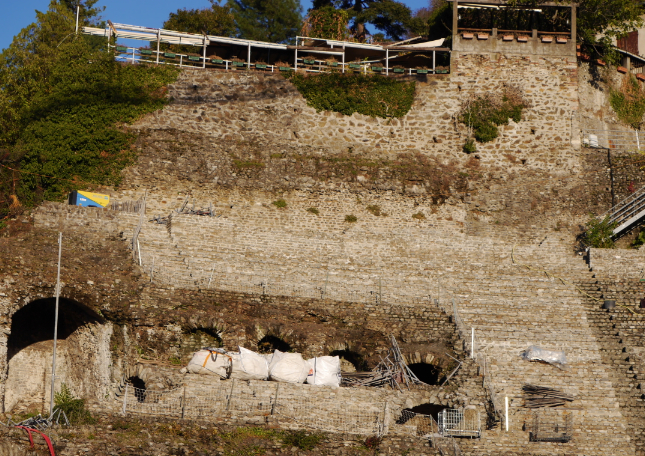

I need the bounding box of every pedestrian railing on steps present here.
[600,184,645,237]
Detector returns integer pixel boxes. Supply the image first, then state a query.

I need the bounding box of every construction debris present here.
[522,384,575,408]
[341,335,429,390]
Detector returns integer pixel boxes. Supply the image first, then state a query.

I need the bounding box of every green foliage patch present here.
[281,430,325,450]
[345,214,357,222]
[272,199,287,208]
[459,85,527,145]
[0,3,179,215]
[584,215,617,249]
[54,383,96,425]
[610,74,645,130]
[286,73,415,119]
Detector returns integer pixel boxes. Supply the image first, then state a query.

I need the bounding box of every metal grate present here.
[529,411,572,443]
[438,408,481,438]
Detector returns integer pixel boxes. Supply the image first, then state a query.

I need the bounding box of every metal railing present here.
[438,408,481,438]
[582,129,645,152]
[600,183,645,237]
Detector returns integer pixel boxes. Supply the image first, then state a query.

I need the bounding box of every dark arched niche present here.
[408,362,442,385]
[7,297,103,362]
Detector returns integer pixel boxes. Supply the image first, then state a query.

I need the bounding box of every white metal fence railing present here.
[582,129,645,152]
[438,408,481,438]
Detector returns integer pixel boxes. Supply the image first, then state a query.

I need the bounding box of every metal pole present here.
[505,396,509,431]
[156,30,160,65]
[386,49,389,75]
[49,232,62,416]
[132,47,135,65]
[203,37,207,69]
[137,239,142,266]
[379,277,382,304]
[295,49,298,70]
[122,383,128,415]
[247,43,251,70]
[208,265,215,289]
[342,48,345,73]
[471,327,474,358]
[433,50,436,73]
[75,5,80,34]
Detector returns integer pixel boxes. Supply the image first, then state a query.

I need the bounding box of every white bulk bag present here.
[229,347,269,381]
[306,356,341,387]
[187,349,231,378]
[269,350,309,384]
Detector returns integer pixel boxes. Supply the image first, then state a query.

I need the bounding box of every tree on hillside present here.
[227,0,303,43]
[60,0,104,26]
[576,0,643,60]
[0,0,178,216]
[163,0,236,37]
[311,0,413,41]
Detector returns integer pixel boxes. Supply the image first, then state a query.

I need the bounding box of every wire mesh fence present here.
[121,382,385,436]
[582,129,645,152]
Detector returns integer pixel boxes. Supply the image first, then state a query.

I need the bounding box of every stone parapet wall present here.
[134,53,578,173]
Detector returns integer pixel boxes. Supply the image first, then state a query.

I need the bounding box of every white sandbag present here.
[229,347,269,381]
[187,349,231,378]
[306,356,341,387]
[269,350,309,384]
[521,345,567,366]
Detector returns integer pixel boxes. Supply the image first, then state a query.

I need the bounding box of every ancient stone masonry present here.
[8,49,645,456]
[134,53,579,173]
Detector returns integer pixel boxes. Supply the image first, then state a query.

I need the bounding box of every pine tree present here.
[227,0,303,43]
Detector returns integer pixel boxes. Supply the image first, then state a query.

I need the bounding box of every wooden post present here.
[452,0,459,37]
[570,5,576,43]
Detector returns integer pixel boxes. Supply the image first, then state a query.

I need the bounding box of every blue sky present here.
[1,1,430,51]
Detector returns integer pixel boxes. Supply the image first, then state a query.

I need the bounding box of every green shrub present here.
[632,229,645,249]
[282,430,325,450]
[584,215,617,248]
[286,72,415,118]
[412,212,425,220]
[272,199,287,208]
[54,383,96,425]
[366,204,382,216]
[463,139,477,154]
[610,74,645,130]
[306,207,319,215]
[345,214,357,222]
[460,85,527,144]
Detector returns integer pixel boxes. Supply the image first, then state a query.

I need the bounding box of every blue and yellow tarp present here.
[68,191,110,208]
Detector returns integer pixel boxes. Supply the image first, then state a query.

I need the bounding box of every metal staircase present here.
[602,185,645,237]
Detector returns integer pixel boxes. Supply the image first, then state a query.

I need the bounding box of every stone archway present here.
[3,297,112,414]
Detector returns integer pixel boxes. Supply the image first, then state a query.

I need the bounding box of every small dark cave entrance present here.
[7,297,104,362]
[408,362,442,385]
[329,349,367,372]
[127,376,147,402]
[396,403,446,424]
[257,335,291,353]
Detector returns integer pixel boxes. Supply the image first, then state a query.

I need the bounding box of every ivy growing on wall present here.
[286,73,415,118]
[610,74,645,130]
[459,84,528,152]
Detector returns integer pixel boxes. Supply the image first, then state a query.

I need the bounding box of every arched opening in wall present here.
[396,403,446,424]
[329,349,367,372]
[408,362,442,385]
[127,376,147,403]
[7,298,104,362]
[257,335,291,354]
[181,327,223,360]
[4,297,105,413]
